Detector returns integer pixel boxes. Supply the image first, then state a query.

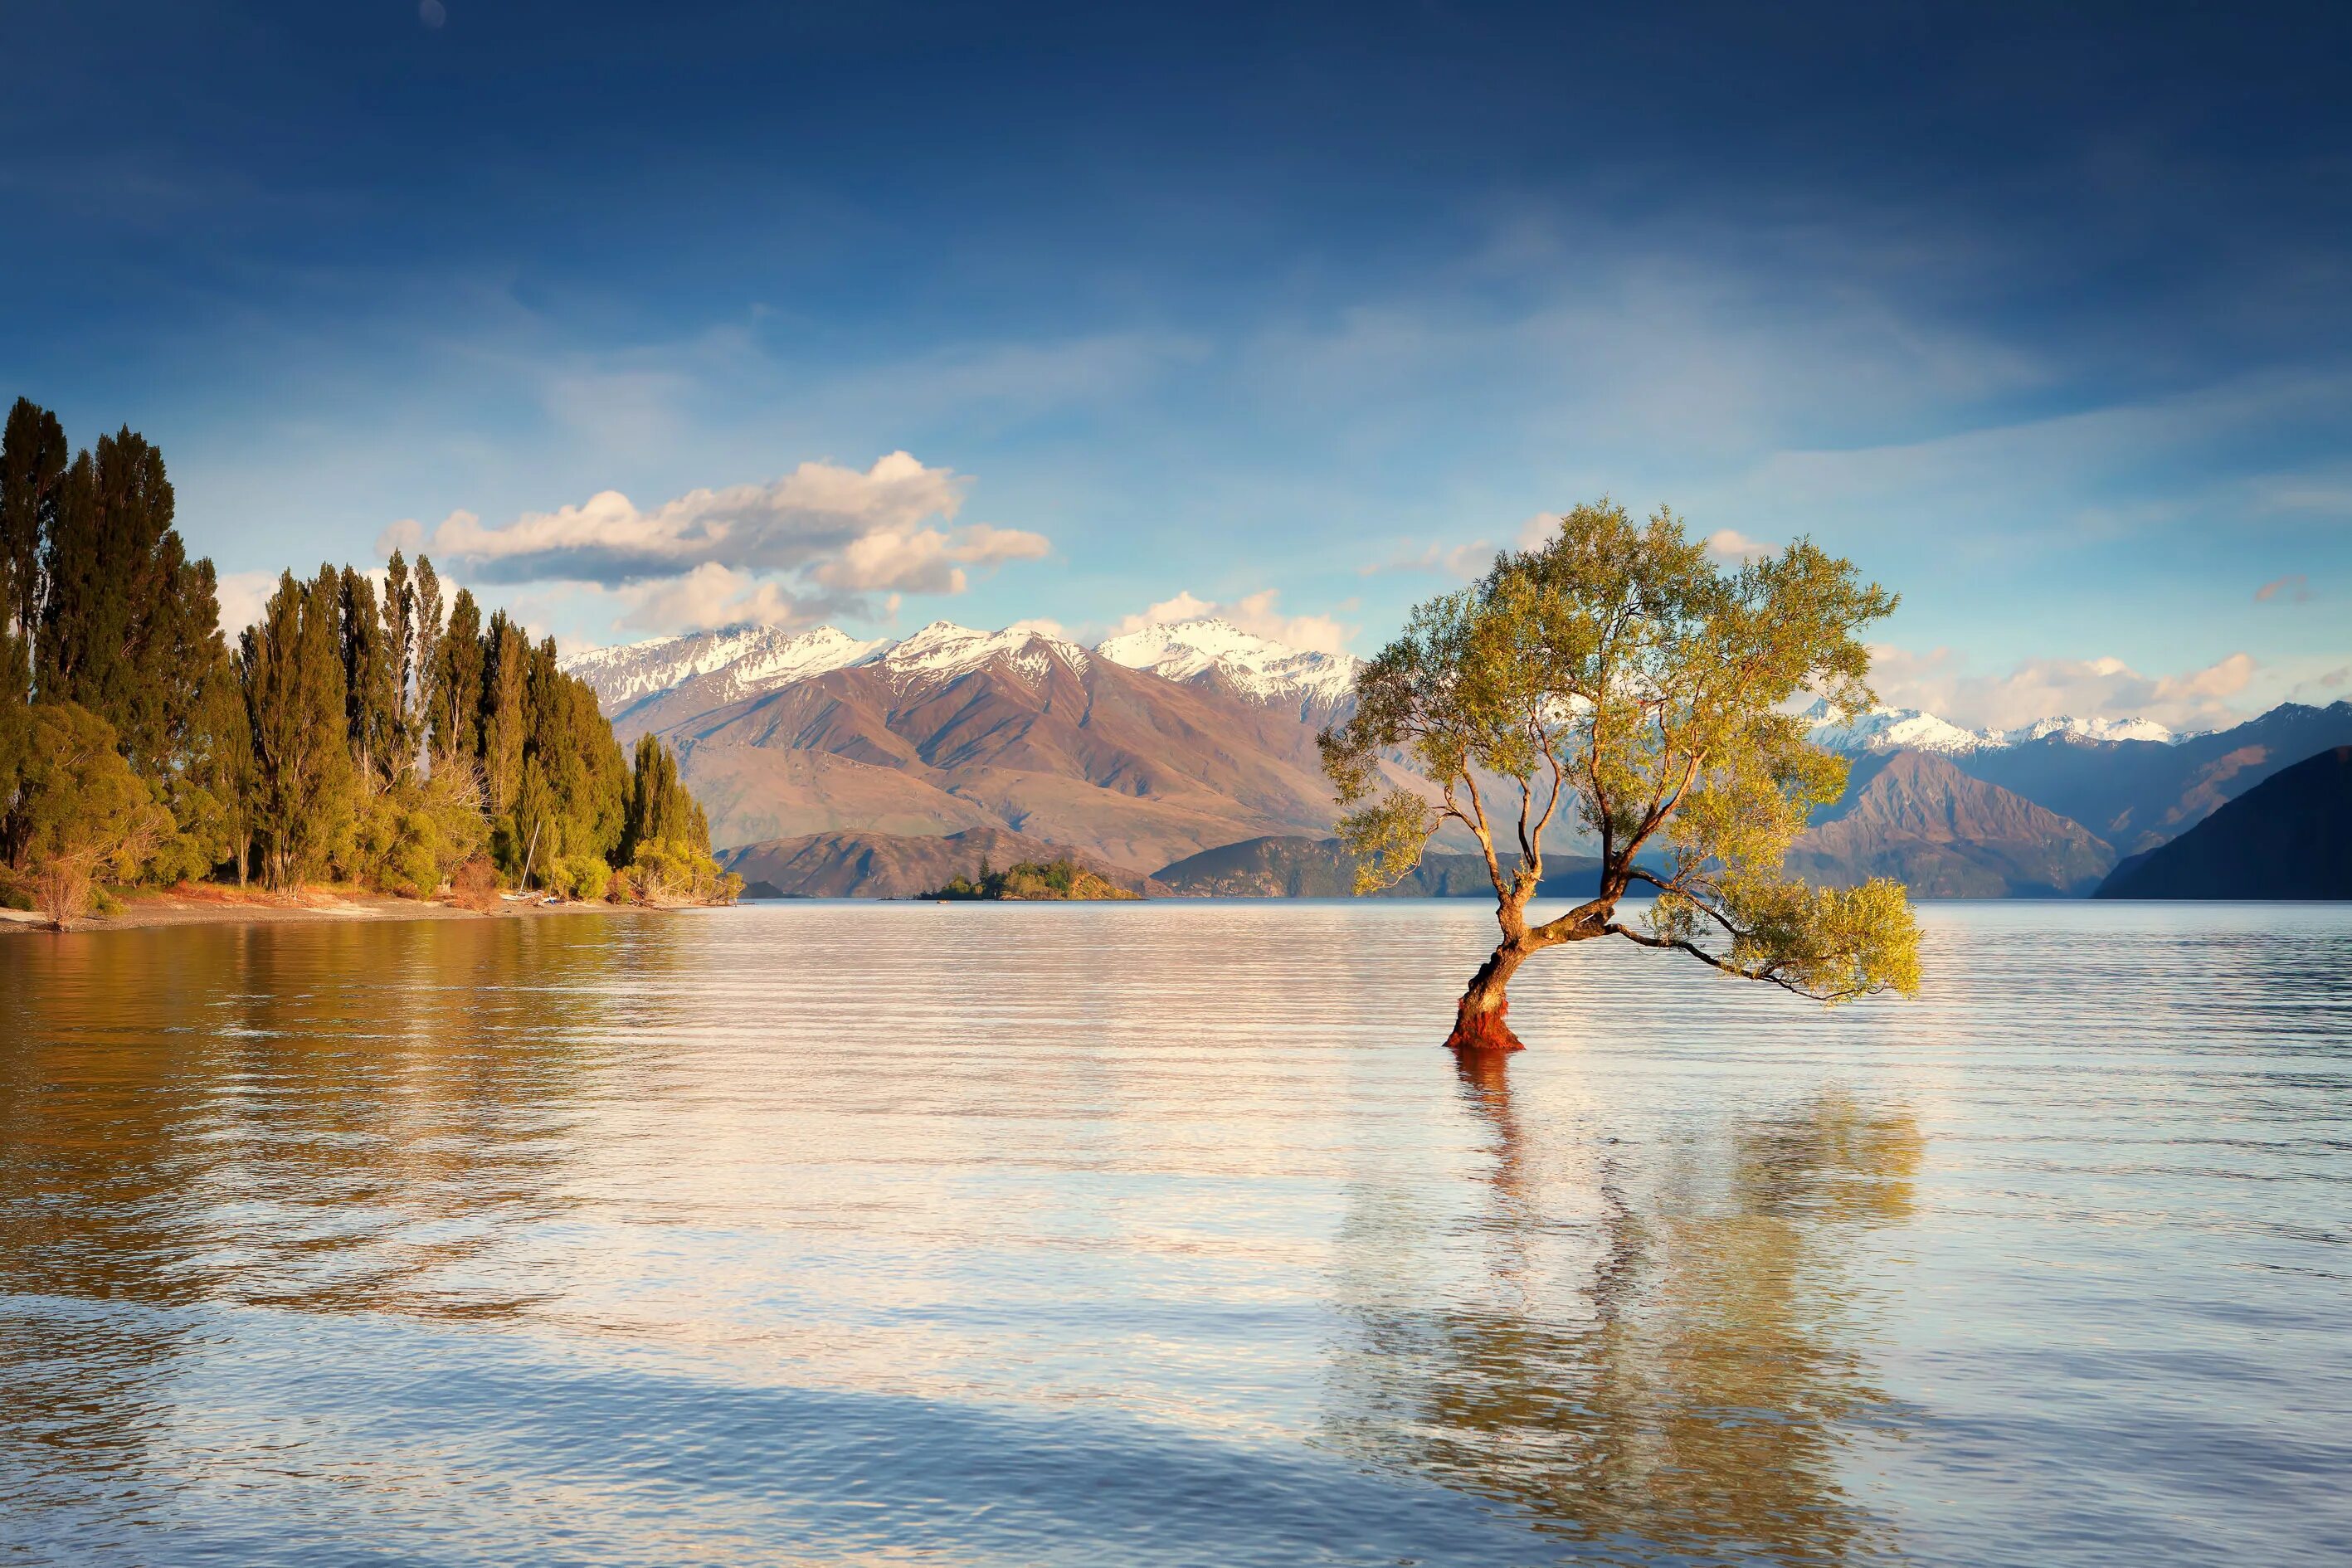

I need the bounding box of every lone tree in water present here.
[1320,502,1921,1054]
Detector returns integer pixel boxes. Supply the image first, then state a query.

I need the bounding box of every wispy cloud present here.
[1359,538,1495,577]
[2255,572,2315,603]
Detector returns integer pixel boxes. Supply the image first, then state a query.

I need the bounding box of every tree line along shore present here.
[0,396,738,930]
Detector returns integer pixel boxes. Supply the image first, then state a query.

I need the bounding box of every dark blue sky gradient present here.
[4,2,2349,723]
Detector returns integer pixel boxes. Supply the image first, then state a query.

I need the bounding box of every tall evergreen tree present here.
[431,587,483,765]
[1,398,68,653]
[338,566,399,792]
[32,427,222,784]
[410,554,444,773]
[241,567,356,889]
[381,550,419,783]
[480,610,528,816]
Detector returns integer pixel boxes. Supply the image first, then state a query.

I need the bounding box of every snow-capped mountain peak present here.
[1995,714,2175,746]
[562,624,885,713]
[1093,616,1361,723]
[877,621,1091,688]
[1802,699,1992,755]
[1803,699,2183,756]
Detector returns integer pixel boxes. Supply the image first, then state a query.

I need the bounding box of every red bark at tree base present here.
[1444,999,1526,1054]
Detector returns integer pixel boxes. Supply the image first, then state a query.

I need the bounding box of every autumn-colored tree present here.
[1321,501,1921,1054]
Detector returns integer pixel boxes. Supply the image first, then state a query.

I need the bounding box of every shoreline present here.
[0,884,716,936]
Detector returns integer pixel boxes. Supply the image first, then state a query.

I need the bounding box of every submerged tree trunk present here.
[1446,937,1532,1053]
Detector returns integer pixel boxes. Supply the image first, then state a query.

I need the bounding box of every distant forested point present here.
[0,395,738,928]
[922,856,1141,901]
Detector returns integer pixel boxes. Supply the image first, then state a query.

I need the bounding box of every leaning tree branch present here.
[1601,922,1869,1002]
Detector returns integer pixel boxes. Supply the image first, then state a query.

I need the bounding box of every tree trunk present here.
[1444,937,1531,1054]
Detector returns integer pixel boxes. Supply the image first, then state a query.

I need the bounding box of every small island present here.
[922,856,1141,901]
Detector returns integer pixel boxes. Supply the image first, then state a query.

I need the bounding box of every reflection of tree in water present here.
[1329,1057,1923,1565]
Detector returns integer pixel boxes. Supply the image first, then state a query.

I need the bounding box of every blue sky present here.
[4,1,2349,728]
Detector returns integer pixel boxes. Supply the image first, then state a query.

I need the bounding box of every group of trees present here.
[0,396,734,927]
[923,856,1137,901]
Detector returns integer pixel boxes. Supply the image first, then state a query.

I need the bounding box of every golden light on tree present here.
[1320,500,1921,1054]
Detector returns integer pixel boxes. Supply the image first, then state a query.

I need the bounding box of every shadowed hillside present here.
[2096,746,2352,898]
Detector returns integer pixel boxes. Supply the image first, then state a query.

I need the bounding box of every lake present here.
[2,901,2347,1566]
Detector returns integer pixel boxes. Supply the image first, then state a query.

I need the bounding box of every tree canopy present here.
[1321,500,1920,1051]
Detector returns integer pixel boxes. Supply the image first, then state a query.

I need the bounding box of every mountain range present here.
[564,619,2352,898]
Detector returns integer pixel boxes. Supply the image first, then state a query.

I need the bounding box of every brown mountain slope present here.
[722,827,1161,899]
[655,629,1341,866]
[1787,750,2115,897]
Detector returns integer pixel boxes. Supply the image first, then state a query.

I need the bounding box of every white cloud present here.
[614,564,830,635]
[1360,538,1496,578]
[1005,616,1068,637]
[373,452,1049,638]
[1109,588,1355,655]
[214,570,280,638]
[1704,527,1774,562]
[1869,644,2262,731]
[811,517,1049,596]
[387,452,996,587]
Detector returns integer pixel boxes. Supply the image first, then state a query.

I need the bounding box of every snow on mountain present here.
[1093,616,1361,723]
[1803,700,1993,755]
[1804,699,2182,756]
[1994,714,2176,746]
[875,621,1091,688]
[561,625,886,715]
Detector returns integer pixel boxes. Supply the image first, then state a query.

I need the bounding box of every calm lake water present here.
[2,901,2347,1566]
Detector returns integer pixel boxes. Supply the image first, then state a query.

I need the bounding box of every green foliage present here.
[547,852,611,903]
[921,855,1136,901]
[623,836,740,905]
[241,567,358,889]
[621,733,708,860]
[1322,499,1920,1006]
[17,700,168,927]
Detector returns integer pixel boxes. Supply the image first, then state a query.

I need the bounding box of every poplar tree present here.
[241,567,356,889]
[381,550,419,782]
[431,588,485,765]
[480,610,528,816]
[2,398,68,662]
[411,553,444,771]
[338,566,402,793]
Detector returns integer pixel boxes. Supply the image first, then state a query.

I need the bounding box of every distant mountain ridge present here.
[1787,752,2116,897]
[1800,698,2177,755]
[567,615,1361,733]
[2095,746,2352,899]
